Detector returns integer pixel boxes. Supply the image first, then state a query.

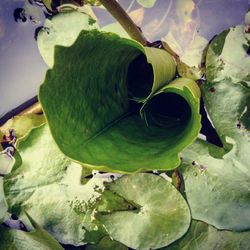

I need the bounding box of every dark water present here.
[0,0,249,120]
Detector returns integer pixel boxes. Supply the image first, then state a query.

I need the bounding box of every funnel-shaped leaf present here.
[96,173,191,249]
[39,30,201,173]
[179,25,250,231]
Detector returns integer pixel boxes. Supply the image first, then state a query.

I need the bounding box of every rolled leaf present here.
[39,30,201,173]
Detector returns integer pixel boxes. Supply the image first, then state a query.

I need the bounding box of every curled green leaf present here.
[39,30,201,173]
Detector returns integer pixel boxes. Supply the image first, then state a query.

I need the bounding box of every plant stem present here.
[99,0,148,45]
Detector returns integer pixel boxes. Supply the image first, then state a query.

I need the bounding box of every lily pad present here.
[136,0,157,8]
[96,173,191,249]
[38,10,99,67]
[206,25,250,87]
[163,220,250,250]
[86,236,128,250]
[39,29,201,173]
[0,177,8,223]
[0,213,63,250]
[4,124,108,245]
[0,114,45,140]
[179,25,250,231]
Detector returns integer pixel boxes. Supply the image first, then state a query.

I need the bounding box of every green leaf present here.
[96,173,191,249]
[179,25,250,231]
[86,236,128,250]
[0,177,8,223]
[163,220,250,250]
[4,124,107,245]
[0,114,45,140]
[38,10,99,67]
[245,10,250,42]
[136,0,157,8]
[42,0,53,11]
[206,25,250,87]
[0,213,63,250]
[39,30,201,173]
[0,149,16,176]
[162,27,208,81]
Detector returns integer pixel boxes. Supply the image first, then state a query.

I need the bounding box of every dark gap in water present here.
[200,98,223,147]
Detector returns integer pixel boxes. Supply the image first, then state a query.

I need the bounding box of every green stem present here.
[99,0,148,45]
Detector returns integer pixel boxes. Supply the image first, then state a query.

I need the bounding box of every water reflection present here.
[0,0,249,119]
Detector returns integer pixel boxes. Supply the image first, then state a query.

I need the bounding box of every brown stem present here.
[99,0,147,45]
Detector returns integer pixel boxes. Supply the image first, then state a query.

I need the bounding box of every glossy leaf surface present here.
[39,30,201,173]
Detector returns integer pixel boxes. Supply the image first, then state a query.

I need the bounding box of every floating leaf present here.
[0,148,16,175]
[136,0,157,8]
[206,25,250,87]
[4,124,107,245]
[179,25,250,231]
[245,10,250,42]
[163,220,250,250]
[163,29,208,80]
[0,114,45,140]
[96,173,191,249]
[86,236,128,250]
[38,10,99,67]
[0,177,8,223]
[39,30,201,173]
[0,213,63,250]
